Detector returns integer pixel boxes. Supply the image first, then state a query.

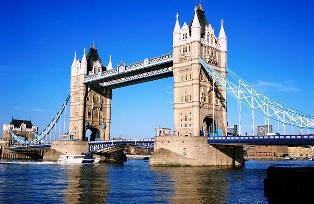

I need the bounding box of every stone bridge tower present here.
[173,4,228,137]
[69,44,112,141]
[150,4,244,167]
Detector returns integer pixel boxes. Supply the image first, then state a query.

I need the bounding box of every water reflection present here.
[63,164,109,203]
[152,166,229,204]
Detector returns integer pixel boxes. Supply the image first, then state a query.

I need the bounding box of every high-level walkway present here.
[84,54,173,88]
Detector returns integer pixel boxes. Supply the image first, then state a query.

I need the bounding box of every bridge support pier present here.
[44,141,89,161]
[149,136,244,167]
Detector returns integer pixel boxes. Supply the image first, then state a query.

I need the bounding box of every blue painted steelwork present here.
[199,57,314,130]
[31,95,70,144]
[89,138,154,152]
[10,131,29,145]
[9,95,70,145]
[208,134,314,145]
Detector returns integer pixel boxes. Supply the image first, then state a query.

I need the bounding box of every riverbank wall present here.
[0,141,44,159]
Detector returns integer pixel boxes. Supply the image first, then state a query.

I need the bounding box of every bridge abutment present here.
[150,136,244,167]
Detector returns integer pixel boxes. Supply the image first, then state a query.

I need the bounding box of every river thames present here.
[0,159,312,203]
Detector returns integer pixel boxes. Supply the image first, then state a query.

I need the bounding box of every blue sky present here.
[1,0,313,138]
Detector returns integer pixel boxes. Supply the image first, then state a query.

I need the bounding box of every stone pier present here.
[149,136,244,167]
[44,141,89,161]
[44,140,126,162]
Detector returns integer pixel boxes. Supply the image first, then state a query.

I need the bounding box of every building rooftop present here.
[189,3,209,37]
[86,43,105,73]
[10,118,33,128]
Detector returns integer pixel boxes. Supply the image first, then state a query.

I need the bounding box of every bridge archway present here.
[203,116,217,137]
[85,127,100,141]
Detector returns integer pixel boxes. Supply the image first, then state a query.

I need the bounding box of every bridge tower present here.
[150,4,243,166]
[173,4,227,137]
[69,44,112,141]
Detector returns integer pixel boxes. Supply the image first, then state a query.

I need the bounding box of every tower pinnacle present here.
[191,6,201,41]
[72,52,77,68]
[218,19,227,52]
[82,48,87,63]
[173,13,181,33]
[107,55,113,70]
[91,41,97,50]
[218,19,226,39]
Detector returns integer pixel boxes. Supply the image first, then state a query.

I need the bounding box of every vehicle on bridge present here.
[266,133,280,136]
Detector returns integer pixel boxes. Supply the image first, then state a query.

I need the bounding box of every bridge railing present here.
[89,138,154,152]
[208,134,314,145]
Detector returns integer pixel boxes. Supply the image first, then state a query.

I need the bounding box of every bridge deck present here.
[208,135,314,145]
[9,135,314,153]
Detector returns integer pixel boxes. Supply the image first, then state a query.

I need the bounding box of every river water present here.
[0,159,313,203]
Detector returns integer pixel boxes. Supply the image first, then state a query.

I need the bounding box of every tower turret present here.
[81,48,87,74]
[71,52,77,76]
[173,13,181,47]
[218,19,227,52]
[191,7,201,41]
[107,55,113,70]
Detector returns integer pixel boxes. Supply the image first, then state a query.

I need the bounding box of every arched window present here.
[93,95,99,104]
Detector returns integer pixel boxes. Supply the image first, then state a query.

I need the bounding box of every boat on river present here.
[58,153,100,164]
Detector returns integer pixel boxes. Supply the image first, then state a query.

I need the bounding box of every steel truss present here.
[10,131,28,145]
[30,95,70,144]
[199,57,314,132]
[10,95,70,145]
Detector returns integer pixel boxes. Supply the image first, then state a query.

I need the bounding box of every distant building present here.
[2,118,38,141]
[155,127,171,136]
[257,125,273,136]
[227,125,237,136]
[246,145,288,159]
[288,146,313,158]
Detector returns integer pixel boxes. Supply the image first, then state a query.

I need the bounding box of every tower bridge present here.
[7,3,314,166]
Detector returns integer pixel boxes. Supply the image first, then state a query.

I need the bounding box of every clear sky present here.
[1,0,314,138]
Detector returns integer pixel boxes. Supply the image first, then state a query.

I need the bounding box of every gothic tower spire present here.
[81,48,87,74]
[107,55,113,70]
[72,52,77,68]
[218,19,227,52]
[191,6,201,41]
[71,52,77,76]
[173,13,181,46]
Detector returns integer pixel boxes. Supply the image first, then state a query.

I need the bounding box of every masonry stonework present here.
[69,45,112,141]
[150,4,244,166]
[173,4,227,138]
[150,136,244,166]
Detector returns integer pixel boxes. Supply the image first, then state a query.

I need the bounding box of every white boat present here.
[284,155,293,160]
[58,153,101,164]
